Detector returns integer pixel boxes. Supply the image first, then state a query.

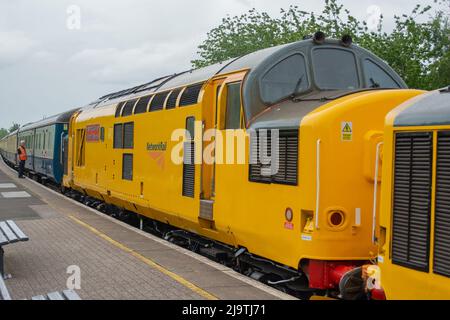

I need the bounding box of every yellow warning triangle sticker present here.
[343,123,352,133]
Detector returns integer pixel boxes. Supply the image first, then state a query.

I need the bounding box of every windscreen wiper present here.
[370,77,380,88]
[290,75,305,99]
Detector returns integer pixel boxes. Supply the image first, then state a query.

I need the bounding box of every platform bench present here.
[31,289,81,301]
[0,280,81,300]
[0,220,29,278]
[0,273,11,300]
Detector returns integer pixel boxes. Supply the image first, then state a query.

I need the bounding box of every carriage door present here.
[199,79,224,222]
[62,134,69,175]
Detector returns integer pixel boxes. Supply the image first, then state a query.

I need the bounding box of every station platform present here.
[0,159,294,300]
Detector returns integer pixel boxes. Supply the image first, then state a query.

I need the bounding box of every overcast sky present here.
[0,0,441,129]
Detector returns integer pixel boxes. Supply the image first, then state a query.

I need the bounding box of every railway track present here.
[11,164,319,300]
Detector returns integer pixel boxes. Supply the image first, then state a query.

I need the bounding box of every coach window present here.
[363,59,401,88]
[260,54,309,104]
[225,82,242,130]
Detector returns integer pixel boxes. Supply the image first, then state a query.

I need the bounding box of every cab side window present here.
[225,82,242,130]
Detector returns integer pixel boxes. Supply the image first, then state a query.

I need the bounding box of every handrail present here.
[372,142,383,244]
[315,139,321,230]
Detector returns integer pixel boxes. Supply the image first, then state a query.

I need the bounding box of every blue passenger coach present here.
[14,109,78,184]
[0,130,19,166]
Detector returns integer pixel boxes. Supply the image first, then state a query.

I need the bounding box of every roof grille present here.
[115,102,125,118]
[392,132,432,272]
[434,131,450,278]
[166,89,182,109]
[121,99,138,117]
[134,95,152,114]
[179,83,204,107]
[149,91,170,112]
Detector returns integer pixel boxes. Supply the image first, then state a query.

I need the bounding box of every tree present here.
[192,0,450,90]
[9,123,20,133]
[0,128,8,139]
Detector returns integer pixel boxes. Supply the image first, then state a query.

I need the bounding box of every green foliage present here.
[9,123,20,133]
[192,0,450,90]
[0,128,8,140]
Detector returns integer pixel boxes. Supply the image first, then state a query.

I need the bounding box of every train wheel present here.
[339,267,367,300]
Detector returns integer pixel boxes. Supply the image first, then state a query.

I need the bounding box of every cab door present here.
[199,73,246,225]
[199,78,223,222]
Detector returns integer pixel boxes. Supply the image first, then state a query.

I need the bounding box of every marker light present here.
[285,208,293,222]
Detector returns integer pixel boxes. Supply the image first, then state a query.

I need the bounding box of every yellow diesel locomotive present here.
[0,34,427,299]
[62,35,423,298]
[376,87,450,299]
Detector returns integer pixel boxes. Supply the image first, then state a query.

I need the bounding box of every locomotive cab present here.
[226,36,423,297]
[376,87,450,299]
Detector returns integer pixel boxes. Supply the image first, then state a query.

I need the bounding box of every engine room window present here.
[364,59,401,88]
[260,54,309,104]
[100,127,105,142]
[122,153,133,181]
[123,122,134,149]
[225,82,242,130]
[113,124,123,149]
[313,48,359,90]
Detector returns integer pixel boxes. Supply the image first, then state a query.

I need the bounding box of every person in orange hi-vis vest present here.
[17,140,27,178]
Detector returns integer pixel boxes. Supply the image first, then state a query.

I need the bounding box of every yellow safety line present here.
[68,215,218,300]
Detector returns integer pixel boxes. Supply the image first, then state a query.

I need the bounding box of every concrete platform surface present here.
[0,160,294,300]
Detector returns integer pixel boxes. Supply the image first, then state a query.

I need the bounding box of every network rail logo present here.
[147,142,167,170]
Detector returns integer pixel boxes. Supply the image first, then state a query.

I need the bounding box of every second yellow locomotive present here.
[374,87,450,299]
